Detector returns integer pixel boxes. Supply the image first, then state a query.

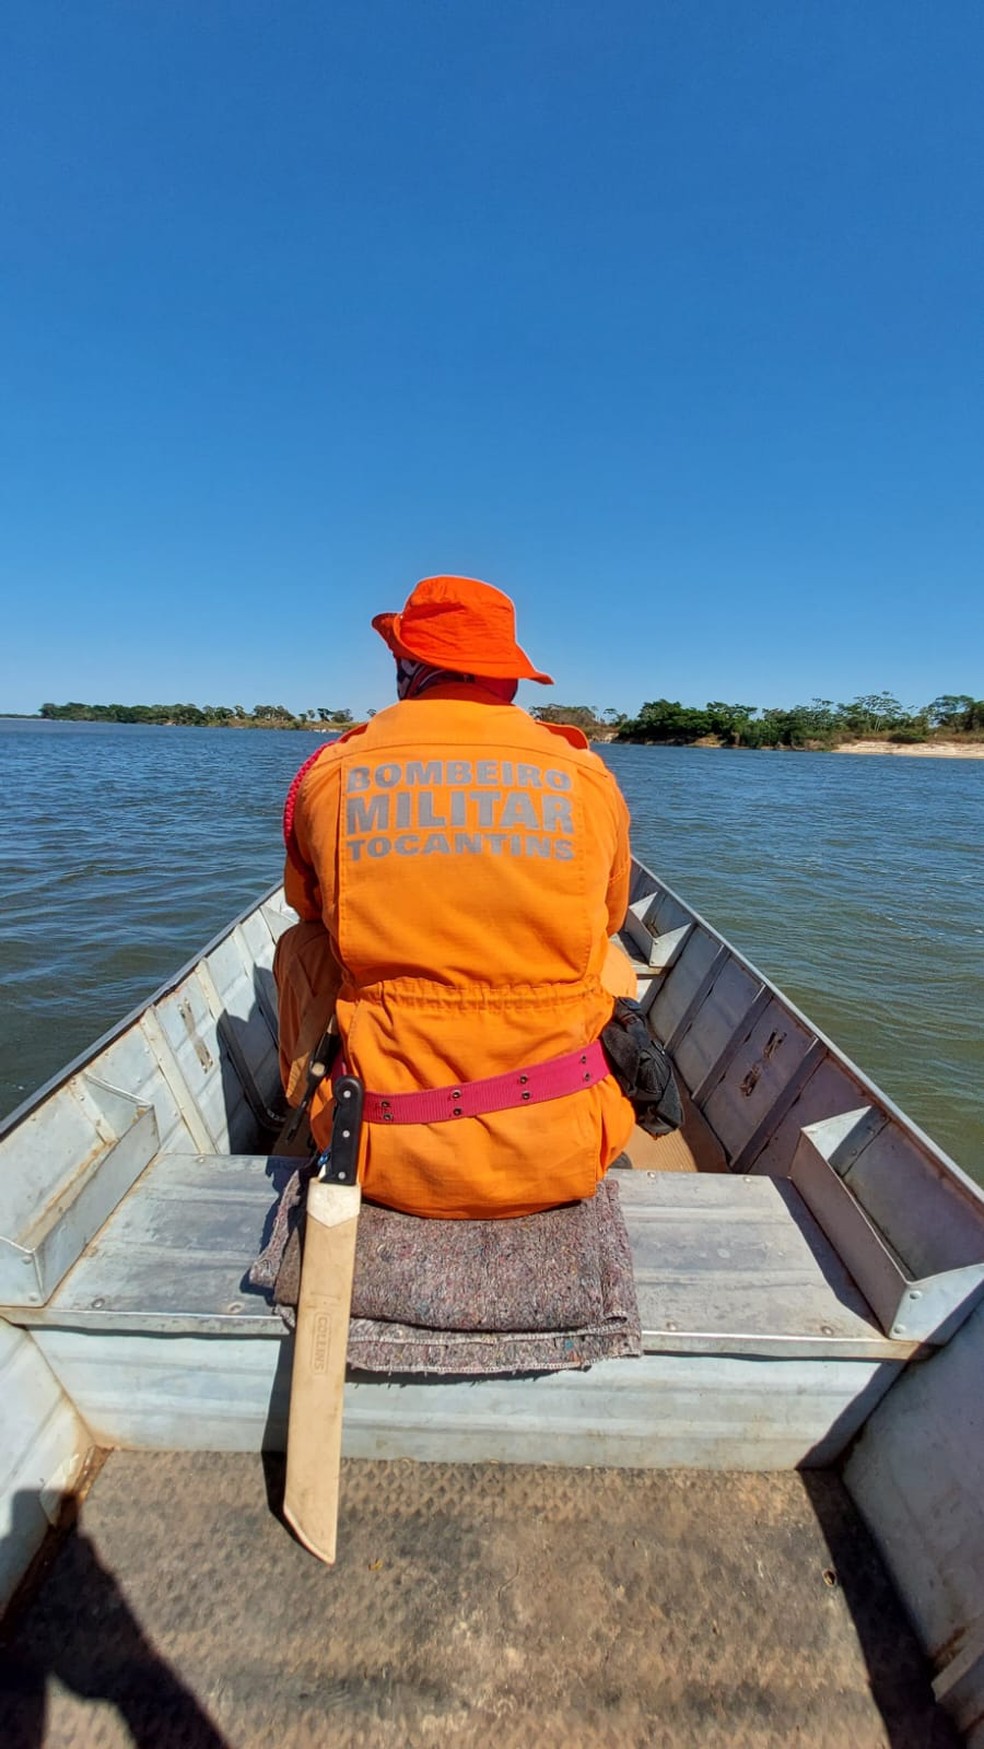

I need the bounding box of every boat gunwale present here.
[2,858,981,1219]
[0,880,284,1143]
[631,865,984,1214]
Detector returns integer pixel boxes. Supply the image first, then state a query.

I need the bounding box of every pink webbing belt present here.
[332,1039,608,1125]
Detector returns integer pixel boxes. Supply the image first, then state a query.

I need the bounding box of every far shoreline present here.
[832,740,984,759]
[609,734,984,758]
[6,715,983,759]
[608,731,984,759]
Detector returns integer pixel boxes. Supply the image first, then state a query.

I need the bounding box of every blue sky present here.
[2,1,982,719]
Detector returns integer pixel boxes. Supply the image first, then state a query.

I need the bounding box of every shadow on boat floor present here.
[0,1452,957,1749]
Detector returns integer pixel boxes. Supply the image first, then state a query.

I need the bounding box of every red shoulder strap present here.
[283,746,330,858]
[282,723,370,860]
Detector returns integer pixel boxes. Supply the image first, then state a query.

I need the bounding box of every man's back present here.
[284,688,636,1216]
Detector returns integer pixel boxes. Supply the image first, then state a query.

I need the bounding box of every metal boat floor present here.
[0,1452,955,1748]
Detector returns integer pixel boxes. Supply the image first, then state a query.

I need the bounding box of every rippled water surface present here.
[1,722,981,1181]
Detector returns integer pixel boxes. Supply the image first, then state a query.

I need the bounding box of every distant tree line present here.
[530,704,624,735]
[35,693,984,748]
[613,693,984,749]
[38,702,359,729]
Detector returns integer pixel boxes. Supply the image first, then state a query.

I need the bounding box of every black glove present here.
[601,997,683,1137]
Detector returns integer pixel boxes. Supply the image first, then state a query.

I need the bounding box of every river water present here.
[1,721,981,1182]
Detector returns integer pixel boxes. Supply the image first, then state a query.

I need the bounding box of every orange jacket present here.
[283,684,636,1217]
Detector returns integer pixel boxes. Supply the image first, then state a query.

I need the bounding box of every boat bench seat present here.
[7,1152,914,1363]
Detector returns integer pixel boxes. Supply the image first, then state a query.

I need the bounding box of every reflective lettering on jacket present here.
[343,763,574,862]
[345,760,572,791]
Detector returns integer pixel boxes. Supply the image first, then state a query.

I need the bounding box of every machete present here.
[283,1070,364,1565]
[282,1018,341,1144]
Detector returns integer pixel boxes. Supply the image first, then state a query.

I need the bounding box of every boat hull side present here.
[845,1293,984,1745]
[29,1325,901,1471]
[0,1320,92,1615]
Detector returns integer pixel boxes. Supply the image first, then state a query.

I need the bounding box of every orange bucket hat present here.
[372,576,553,685]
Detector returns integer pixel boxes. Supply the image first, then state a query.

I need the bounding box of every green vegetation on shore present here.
[530,704,625,735]
[612,693,984,749]
[31,692,984,749]
[38,702,365,730]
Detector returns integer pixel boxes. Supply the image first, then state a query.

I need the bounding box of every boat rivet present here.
[21,1256,32,1267]
[666,1321,678,1331]
[91,1297,105,1309]
[908,1290,922,1301]
[894,1325,906,1335]
[821,1324,834,1336]
[226,1302,242,1314]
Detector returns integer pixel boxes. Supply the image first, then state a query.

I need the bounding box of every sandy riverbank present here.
[834,740,984,758]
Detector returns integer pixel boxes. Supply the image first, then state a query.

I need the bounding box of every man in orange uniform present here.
[275,575,638,1219]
